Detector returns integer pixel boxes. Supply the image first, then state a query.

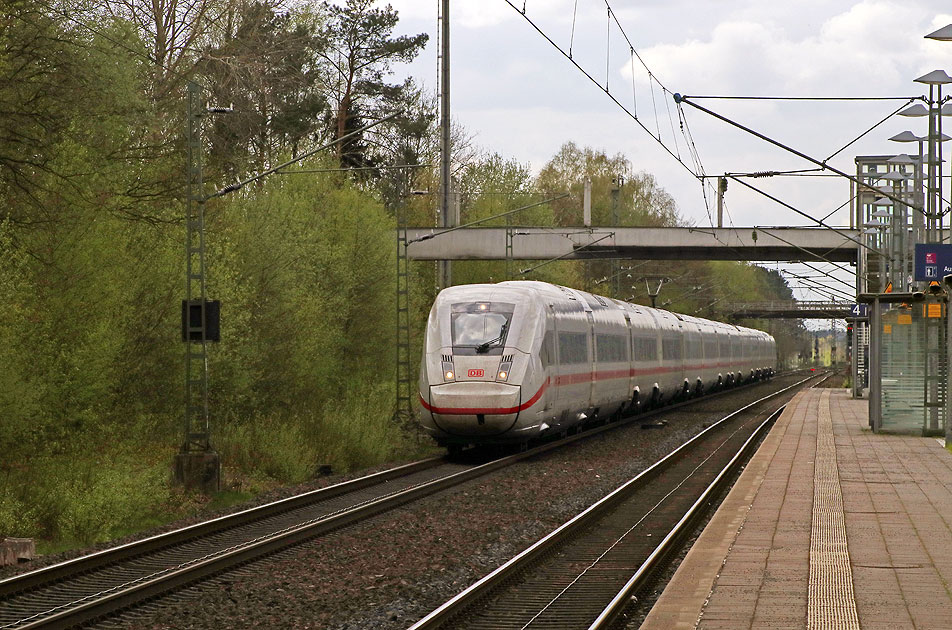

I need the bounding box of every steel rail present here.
[0,371,789,600]
[590,371,835,629]
[407,372,824,629]
[3,372,805,628]
[9,456,531,629]
[588,406,783,629]
[0,456,444,598]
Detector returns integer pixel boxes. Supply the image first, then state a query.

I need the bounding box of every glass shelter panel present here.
[878,301,946,435]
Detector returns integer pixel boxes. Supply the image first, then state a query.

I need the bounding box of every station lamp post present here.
[890,116,927,240]
[899,25,952,438]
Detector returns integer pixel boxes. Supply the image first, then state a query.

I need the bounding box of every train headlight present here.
[442,361,455,381]
[496,361,512,382]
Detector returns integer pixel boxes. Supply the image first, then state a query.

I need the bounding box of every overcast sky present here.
[385,0,952,305]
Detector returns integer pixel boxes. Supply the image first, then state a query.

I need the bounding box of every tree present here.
[94,0,228,95]
[533,142,683,295]
[0,3,91,218]
[321,0,427,166]
[536,142,679,228]
[198,2,330,176]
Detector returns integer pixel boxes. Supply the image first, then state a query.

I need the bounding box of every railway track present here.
[0,372,819,629]
[409,372,827,630]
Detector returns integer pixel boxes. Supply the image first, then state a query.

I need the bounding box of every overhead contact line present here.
[681,95,920,101]
[503,1,701,180]
[675,94,911,211]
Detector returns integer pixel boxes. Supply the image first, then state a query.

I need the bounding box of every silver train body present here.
[418,281,777,447]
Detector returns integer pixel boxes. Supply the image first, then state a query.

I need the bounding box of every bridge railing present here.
[727,300,851,312]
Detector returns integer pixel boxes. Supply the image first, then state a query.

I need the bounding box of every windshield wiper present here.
[475,323,508,354]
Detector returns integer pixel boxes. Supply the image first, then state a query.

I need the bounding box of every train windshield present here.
[451,302,514,353]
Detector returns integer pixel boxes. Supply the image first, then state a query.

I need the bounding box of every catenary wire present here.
[502,2,701,179]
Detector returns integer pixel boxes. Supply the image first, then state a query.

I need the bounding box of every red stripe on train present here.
[422,360,768,414]
[420,380,548,415]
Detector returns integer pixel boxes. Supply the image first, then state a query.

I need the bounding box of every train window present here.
[558,332,589,365]
[540,330,554,368]
[662,337,682,361]
[451,302,515,352]
[632,336,657,361]
[704,340,717,358]
[685,338,701,359]
[719,340,730,357]
[596,334,627,363]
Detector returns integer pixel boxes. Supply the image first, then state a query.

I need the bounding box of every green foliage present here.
[0,3,421,547]
[219,416,323,483]
[323,0,429,167]
[0,449,171,547]
[536,141,680,227]
[0,1,807,554]
[208,164,395,413]
[217,383,407,485]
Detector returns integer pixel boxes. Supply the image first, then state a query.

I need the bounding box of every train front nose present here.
[424,382,522,437]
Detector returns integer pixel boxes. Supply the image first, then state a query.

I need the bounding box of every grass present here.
[1,394,428,555]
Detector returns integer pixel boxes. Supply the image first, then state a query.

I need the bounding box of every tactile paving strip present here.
[808,389,860,630]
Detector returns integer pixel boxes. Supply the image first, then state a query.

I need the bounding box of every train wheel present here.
[630,391,641,414]
[447,444,463,459]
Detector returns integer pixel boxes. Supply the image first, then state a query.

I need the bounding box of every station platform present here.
[642,387,952,630]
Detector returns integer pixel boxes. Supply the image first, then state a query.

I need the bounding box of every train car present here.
[418,281,776,450]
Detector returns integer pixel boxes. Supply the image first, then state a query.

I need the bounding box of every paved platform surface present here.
[642,387,952,630]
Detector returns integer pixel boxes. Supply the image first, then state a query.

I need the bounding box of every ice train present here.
[418,281,777,450]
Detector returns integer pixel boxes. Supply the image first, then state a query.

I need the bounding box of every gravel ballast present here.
[19,376,813,629]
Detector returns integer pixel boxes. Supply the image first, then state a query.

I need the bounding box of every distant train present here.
[418,281,776,451]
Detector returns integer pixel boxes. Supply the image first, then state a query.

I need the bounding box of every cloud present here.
[391,0,952,230]
[387,0,582,30]
[626,1,952,96]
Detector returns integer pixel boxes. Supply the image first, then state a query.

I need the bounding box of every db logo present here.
[467,369,484,378]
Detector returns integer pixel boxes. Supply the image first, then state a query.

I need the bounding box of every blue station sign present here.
[847,304,868,319]
[914,243,952,281]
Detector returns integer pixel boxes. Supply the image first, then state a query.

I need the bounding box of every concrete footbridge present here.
[725,300,859,320]
[402,226,860,263]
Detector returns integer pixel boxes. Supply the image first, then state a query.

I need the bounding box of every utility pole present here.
[716,176,727,228]
[175,86,400,488]
[438,0,452,290]
[176,82,222,494]
[611,175,624,299]
[583,177,592,227]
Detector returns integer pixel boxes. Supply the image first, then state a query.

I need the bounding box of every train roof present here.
[456,280,774,341]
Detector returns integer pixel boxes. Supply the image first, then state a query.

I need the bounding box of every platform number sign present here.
[848,304,868,319]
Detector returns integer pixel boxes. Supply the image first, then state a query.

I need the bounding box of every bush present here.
[313,383,407,471]
[216,384,411,485]
[218,416,323,484]
[57,463,167,546]
[0,450,171,547]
